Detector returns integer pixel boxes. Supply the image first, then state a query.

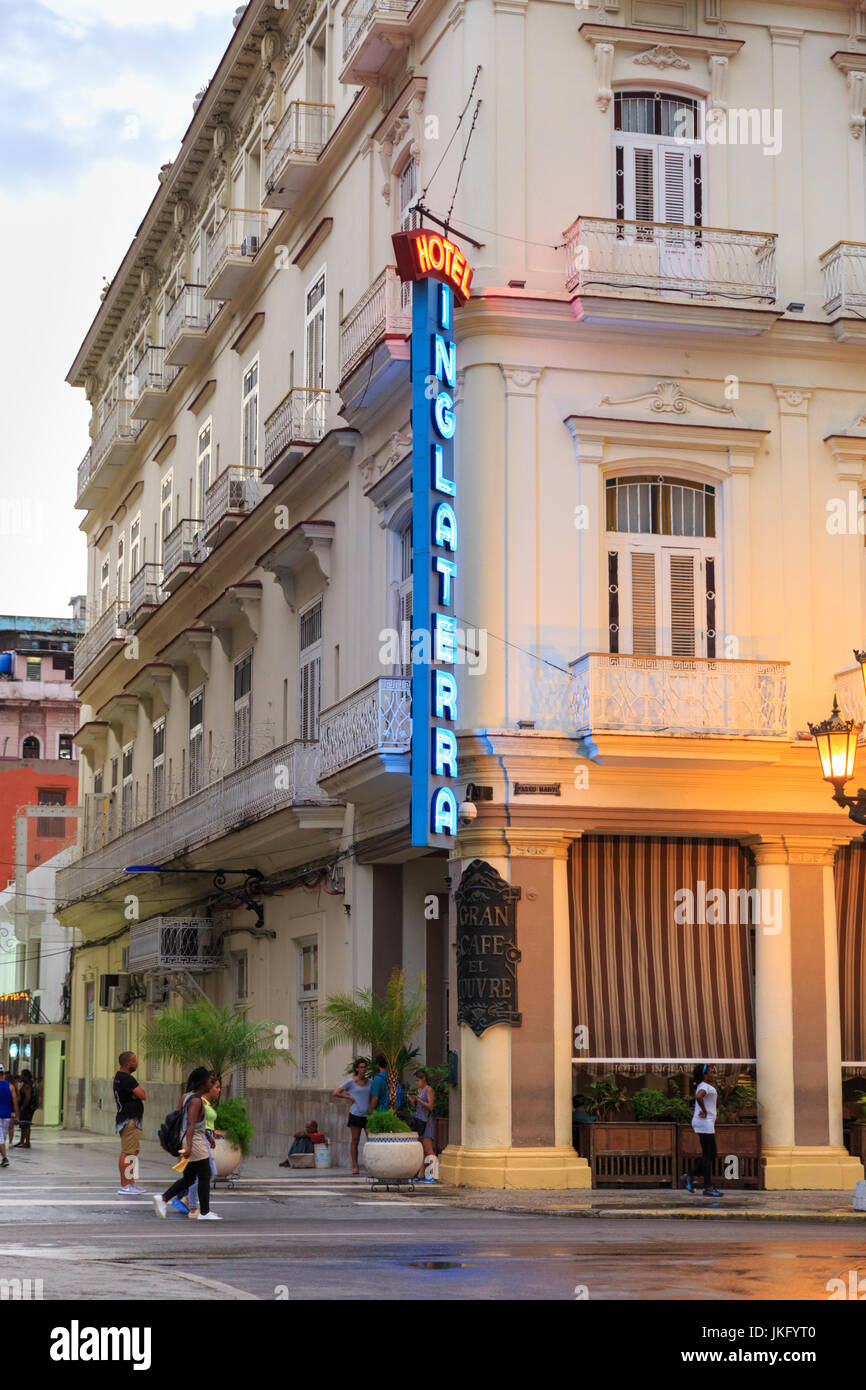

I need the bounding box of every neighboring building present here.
[0,609,84,878]
[55,0,866,1187]
[0,847,79,1125]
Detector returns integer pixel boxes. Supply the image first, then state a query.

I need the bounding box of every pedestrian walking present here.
[153,1068,222,1221]
[684,1062,721,1196]
[13,1070,37,1149]
[409,1069,437,1182]
[0,1065,19,1169]
[182,1075,223,1215]
[333,1058,371,1175]
[113,1051,147,1196]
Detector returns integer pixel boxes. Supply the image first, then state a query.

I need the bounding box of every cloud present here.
[40,0,245,32]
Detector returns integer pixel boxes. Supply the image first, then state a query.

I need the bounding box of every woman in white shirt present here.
[686,1062,721,1197]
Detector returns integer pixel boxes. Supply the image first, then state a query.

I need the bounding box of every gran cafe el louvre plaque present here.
[455,859,522,1038]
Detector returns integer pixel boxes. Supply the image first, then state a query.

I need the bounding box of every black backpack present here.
[157,1099,188,1157]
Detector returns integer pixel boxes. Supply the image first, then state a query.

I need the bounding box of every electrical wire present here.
[419,65,482,205]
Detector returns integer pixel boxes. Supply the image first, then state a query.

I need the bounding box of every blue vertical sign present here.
[410,277,459,847]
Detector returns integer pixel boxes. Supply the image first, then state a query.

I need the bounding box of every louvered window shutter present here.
[299,655,321,740]
[661,148,687,225]
[669,553,697,658]
[630,552,657,655]
[633,147,654,223]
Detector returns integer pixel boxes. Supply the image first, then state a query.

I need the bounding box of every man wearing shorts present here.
[0,1065,19,1168]
[113,1051,147,1196]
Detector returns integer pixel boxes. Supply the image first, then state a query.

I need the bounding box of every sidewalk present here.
[5,1131,866,1222]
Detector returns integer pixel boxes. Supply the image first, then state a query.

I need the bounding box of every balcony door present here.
[606,475,718,660]
[613,90,704,283]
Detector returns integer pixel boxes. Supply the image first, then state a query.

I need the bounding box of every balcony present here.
[564,217,777,328]
[76,448,94,507]
[835,665,866,730]
[340,0,413,85]
[204,466,262,544]
[128,917,224,974]
[131,345,178,420]
[127,563,164,629]
[73,599,128,685]
[570,653,789,741]
[162,519,205,593]
[56,740,335,907]
[89,399,141,485]
[318,676,411,802]
[205,210,269,300]
[165,284,212,366]
[264,388,329,476]
[340,265,411,382]
[820,242,866,337]
[264,102,335,210]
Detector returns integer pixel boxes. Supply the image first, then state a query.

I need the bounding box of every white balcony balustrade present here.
[92,399,141,474]
[73,599,128,683]
[564,217,777,304]
[165,284,212,366]
[76,448,93,504]
[128,563,164,628]
[820,242,866,317]
[318,677,411,801]
[264,102,335,209]
[56,740,331,906]
[340,266,411,379]
[205,210,269,300]
[162,518,205,592]
[835,665,866,730]
[131,345,178,419]
[571,653,789,740]
[204,466,261,540]
[341,0,413,85]
[264,388,329,471]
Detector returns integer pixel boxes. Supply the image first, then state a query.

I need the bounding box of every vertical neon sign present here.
[410,276,459,847]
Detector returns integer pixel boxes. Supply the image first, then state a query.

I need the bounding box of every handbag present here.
[409,1116,427,1136]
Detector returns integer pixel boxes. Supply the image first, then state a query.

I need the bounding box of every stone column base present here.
[762,1145,864,1190]
[439,1144,592,1190]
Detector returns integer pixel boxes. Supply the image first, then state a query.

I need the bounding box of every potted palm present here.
[319,969,426,1182]
[143,997,291,1176]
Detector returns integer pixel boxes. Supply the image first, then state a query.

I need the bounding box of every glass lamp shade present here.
[808,696,861,788]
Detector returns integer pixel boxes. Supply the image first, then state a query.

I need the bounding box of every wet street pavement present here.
[1,1134,866,1300]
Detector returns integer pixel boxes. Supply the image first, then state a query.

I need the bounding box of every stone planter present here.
[212,1137,242,1178]
[363,1132,423,1182]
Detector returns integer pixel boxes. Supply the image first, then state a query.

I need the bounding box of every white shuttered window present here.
[299,601,322,741]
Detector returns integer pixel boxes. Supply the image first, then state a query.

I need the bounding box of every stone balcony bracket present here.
[157,627,214,689]
[258,520,335,611]
[198,582,263,658]
[123,662,175,717]
[96,694,140,743]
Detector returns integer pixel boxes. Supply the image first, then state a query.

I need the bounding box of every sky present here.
[0,0,243,618]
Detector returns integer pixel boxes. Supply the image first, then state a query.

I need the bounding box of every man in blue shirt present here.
[369,1056,402,1115]
[0,1065,19,1169]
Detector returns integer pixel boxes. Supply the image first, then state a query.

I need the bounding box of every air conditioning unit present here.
[145,976,167,1006]
[106,981,131,1012]
[241,236,259,258]
[100,973,131,1010]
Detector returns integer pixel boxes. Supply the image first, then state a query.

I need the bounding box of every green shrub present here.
[631,1088,667,1121]
[662,1081,694,1125]
[366,1108,411,1134]
[215,1097,253,1156]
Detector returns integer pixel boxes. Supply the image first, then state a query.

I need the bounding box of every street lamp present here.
[808,687,865,825]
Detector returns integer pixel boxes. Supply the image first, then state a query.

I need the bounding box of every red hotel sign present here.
[392,229,473,306]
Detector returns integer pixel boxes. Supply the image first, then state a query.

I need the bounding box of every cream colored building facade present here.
[57,0,866,1186]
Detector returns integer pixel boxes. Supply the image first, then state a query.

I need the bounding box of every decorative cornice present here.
[500,365,543,397]
[599,379,734,417]
[634,43,690,70]
[774,385,812,416]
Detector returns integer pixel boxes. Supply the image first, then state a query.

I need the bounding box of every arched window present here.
[605,475,719,659]
[22,735,40,759]
[613,90,704,230]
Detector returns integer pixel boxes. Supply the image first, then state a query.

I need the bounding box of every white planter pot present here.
[212,1137,242,1178]
[363,1132,424,1182]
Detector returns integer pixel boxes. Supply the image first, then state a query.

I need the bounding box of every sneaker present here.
[681,1173,692,1193]
[423,1176,439,1184]
[152,1195,167,1219]
[125,1185,147,1196]
[198,1212,222,1221]
[705,1187,722,1197]
[187,1209,199,1219]
[0,1159,9,1168]
[170,1198,188,1214]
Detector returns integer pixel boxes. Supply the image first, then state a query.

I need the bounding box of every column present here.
[774,387,813,726]
[500,366,543,725]
[566,424,603,655]
[721,452,753,657]
[439,829,591,1189]
[494,0,528,282]
[769,28,804,309]
[750,836,862,1189]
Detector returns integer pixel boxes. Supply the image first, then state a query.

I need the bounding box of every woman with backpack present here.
[13,1070,36,1149]
[153,1068,221,1221]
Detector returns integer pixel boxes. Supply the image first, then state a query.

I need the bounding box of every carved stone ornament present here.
[213,120,232,158]
[139,263,157,299]
[848,70,866,139]
[599,379,734,415]
[593,42,615,112]
[84,374,100,403]
[173,197,191,233]
[634,44,690,70]
[157,161,173,184]
[261,28,280,69]
[360,429,412,491]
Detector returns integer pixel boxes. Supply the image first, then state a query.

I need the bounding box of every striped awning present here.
[834,842,866,1076]
[570,836,755,1077]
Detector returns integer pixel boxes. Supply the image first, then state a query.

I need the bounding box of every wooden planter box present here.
[588,1122,677,1187]
[677,1124,762,1189]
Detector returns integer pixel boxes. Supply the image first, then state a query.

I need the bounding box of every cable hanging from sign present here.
[419,64,482,206]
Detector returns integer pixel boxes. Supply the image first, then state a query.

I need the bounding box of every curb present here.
[430,1197,866,1224]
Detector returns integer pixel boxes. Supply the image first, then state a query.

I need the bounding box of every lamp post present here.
[808,660,866,825]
